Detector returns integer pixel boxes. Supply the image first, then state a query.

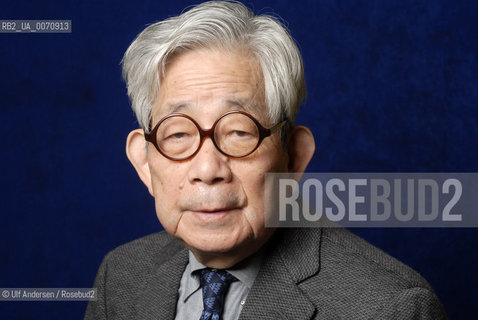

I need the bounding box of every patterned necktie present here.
[199,268,237,320]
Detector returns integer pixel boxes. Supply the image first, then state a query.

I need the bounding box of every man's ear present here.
[126,129,154,197]
[287,125,316,178]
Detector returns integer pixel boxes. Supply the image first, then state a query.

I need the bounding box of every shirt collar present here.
[182,249,264,302]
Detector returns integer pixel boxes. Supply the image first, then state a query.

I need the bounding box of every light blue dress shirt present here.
[175,250,263,320]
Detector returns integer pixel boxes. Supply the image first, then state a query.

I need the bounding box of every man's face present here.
[146,47,289,259]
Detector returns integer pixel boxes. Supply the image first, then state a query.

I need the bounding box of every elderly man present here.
[85,1,446,319]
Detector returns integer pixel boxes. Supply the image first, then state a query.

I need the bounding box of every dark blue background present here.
[1,0,477,318]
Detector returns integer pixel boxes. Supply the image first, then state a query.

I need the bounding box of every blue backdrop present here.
[0,0,477,318]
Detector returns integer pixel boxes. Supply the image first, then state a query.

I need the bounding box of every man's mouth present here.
[189,207,239,214]
[188,207,240,223]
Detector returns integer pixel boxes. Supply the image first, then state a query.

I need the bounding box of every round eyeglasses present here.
[144,110,287,161]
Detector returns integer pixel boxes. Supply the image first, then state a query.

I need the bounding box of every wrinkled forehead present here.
[151,47,270,125]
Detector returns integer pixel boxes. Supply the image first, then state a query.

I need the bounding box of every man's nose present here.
[187,138,233,184]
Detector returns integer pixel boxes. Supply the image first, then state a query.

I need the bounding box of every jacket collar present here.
[238,228,321,320]
[134,234,188,320]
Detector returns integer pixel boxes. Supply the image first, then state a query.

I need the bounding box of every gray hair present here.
[121,0,306,134]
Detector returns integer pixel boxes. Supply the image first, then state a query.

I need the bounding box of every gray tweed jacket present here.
[85,227,447,319]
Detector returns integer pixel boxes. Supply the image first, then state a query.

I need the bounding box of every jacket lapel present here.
[239,228,322,320]
[134,236,189,320]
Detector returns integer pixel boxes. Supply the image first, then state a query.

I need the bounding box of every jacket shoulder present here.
[302,227,446,318]
[321,227,431,289]
[85,231,183,319]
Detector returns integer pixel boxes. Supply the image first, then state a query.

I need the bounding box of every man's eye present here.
[167,132,189,140]
[230,130,251,137]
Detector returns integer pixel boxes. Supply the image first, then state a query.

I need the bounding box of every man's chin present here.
[173,226,275,268]
[183,236,242,255]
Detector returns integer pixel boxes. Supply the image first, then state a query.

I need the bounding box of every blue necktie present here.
[199,268,237,320]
